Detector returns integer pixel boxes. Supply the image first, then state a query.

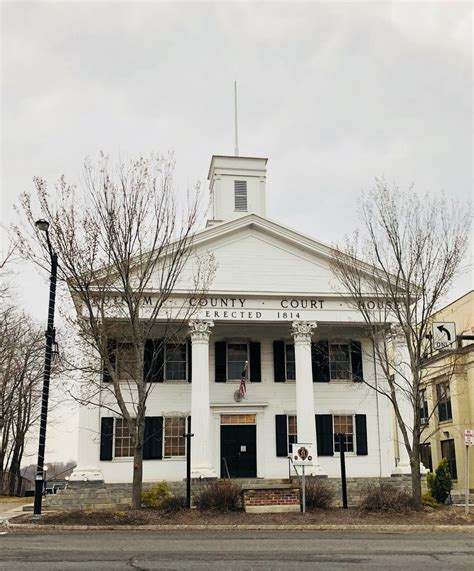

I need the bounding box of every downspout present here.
[372,338,382,477]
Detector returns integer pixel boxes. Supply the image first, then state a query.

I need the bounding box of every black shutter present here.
[187,339,192,383]
[316,414,334,456]
[273,341,286,383]
[144,339,164,383]
[102,339,116,383]
[215,341,227,382]
[351,341,364,382]
[356,414,368,455]
[312,341,330,382]
[275,415,288,457]
[143,416,163,460]
[100,417,114,461]
[249,342,261,382]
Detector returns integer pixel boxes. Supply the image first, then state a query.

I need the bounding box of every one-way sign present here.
[432,322,456,350]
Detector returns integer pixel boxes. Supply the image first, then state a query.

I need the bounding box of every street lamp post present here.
[33,219,58,518]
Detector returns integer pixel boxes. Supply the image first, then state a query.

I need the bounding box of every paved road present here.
[0,530,473,570]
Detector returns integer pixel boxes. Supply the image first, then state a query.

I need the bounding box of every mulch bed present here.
[10,505,474,526]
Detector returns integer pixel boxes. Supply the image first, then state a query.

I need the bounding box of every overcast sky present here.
[1,1,472,462]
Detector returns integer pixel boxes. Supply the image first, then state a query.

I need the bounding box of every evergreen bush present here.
[421,492,439,508]
[427,458,452,504]
[141,481,172,508]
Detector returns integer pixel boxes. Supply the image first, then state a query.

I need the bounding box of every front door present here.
[221,425,257,478]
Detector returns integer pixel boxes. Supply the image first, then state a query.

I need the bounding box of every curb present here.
[3,521,474,533]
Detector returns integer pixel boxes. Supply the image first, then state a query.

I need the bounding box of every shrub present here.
[160,494,188,513]
[141,481,172,509]
[427,458,452,504]
[303,478,334,509]
[196,480,242,511]
[359,483,415,512]
[421,492,439,508]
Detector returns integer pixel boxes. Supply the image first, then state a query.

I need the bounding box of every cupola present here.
[206,155,268,226]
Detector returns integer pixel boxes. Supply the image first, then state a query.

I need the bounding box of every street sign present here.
[432,322,456,350]
[465,429,473,446]
[291,443,314,466]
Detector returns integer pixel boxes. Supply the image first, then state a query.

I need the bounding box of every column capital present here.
[291,321,317,345]
[189,319,214,343]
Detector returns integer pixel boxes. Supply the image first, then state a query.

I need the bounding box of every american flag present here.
[239,360,248,398]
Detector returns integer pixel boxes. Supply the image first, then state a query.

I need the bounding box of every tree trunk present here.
[131,418,145,509]
[410,438,422,509]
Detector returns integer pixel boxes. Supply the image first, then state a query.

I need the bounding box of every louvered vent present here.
[234,180,248,211]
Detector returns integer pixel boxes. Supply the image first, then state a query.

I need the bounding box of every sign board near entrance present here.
[432,322,456,350]
[291,443,314,466]
[465,429,474,446]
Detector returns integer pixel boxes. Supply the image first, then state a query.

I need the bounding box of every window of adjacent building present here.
[165,343,187,381]
[329,343,351,380]
[441,439,457,480]
[163,417,186,458]
[114,418,134,458]
[288,415,298,451]
[420,389,429,425]
[227,342,248,380]
[437,382,452,422]
[333,415,354,453]
[285,344,296,380]
[234,180,248,211]
[117,341,137,380]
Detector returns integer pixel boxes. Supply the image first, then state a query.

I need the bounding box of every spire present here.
[234,80,239,157]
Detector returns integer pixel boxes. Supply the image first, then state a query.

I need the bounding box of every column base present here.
[392,462,429,476]
[69,466,104,482]
[191,466,218,479]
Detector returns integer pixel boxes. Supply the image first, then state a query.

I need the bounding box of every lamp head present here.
[35,219,50,233]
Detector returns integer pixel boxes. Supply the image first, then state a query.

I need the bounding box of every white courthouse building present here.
[72,154,408,484]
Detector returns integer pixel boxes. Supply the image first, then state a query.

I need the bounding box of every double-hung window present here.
[329,343,351,380]
[163,417,186,457]
[114,418,134,458]
[227,342,248,380]
[333,415,355,453]
[117,341,138,381]
[288,415,298,451]
[437,382,452,422]
[165,343,187,381]
[285,344,296,380]
[419,389,429,425]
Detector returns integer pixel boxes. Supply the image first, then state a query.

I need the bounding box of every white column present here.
[391,328,428,475]
[189,320,217,478]
[292,321,325,475]
[70,403,103,481]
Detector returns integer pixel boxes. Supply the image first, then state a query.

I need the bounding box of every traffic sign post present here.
[464,429,473,515]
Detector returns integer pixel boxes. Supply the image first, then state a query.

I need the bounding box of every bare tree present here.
[0,305,44,495]
[331,180,471,507]
[14,152,215,508]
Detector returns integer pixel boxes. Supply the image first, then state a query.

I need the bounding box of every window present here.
[288,415,298,451]
[329,343,351,380]
[419,389,429,425]
[285,344,296,380]
[163,417,186,458]
[227,342,248,380]
[114,418,133,458]
[437,382,452,422]
[234,180,248,211]
[165,343,187,381]
[333,415,354,453]
[441,439,457,479]
[117,342,137,380]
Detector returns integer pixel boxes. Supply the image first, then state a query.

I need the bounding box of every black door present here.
[221,425,257,478]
